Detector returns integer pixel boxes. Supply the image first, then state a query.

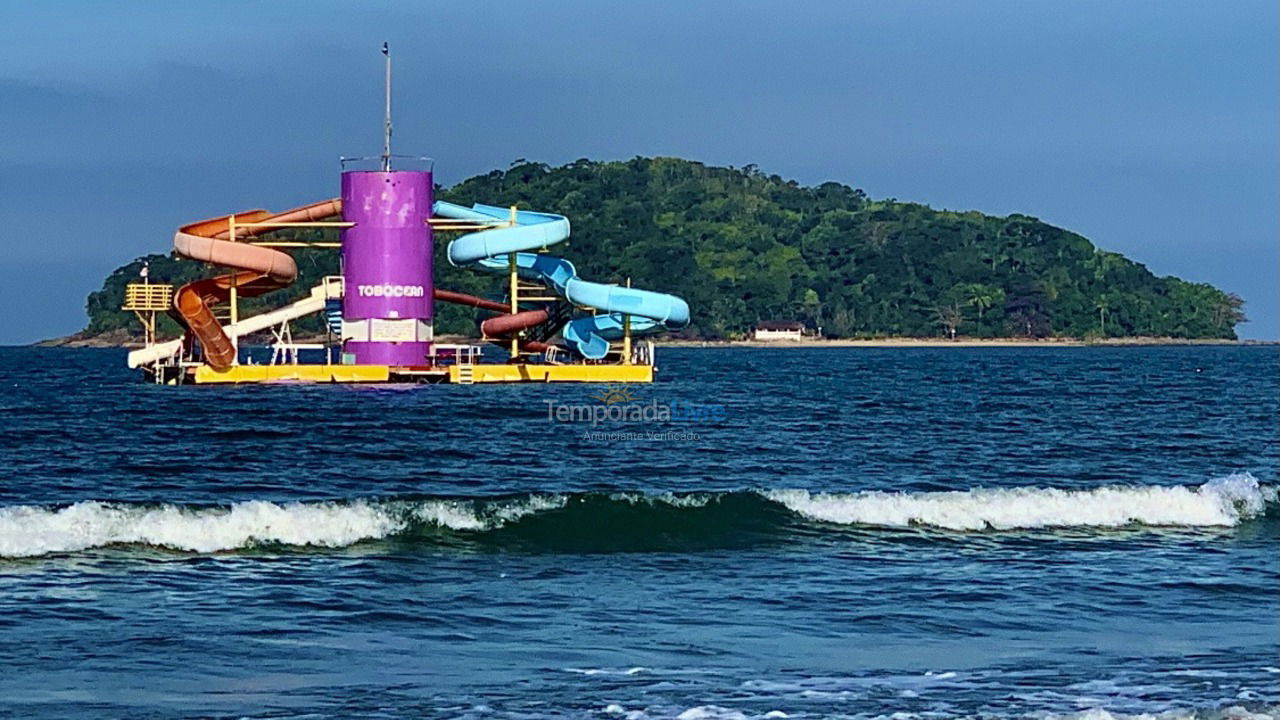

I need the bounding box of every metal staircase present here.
[528,299,573,345]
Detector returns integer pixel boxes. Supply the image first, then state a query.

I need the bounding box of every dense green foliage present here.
[84,157,1244,340]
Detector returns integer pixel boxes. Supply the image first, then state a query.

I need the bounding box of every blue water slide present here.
[433,201,690,359]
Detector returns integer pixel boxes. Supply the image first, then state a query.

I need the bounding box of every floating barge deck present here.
[176,362,654,385]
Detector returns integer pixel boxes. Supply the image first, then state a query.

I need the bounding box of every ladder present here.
[455,365,474,385]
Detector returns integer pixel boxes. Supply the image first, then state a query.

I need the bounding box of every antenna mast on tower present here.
[381,41,392,171]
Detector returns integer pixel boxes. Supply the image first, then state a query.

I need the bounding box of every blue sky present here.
[1,0,1275,342]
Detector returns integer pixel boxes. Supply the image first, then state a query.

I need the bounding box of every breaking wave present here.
[0,473,1271,558]
[765,472,1274,531]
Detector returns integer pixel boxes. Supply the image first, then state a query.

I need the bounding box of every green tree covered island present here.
[81,157,1245,342]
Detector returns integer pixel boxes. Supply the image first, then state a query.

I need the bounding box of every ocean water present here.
[0,345,1276,720]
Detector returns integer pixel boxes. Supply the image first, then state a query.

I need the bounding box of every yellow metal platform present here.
[450,364,653,384]
[188,363,653,384]
[193,364,391,384]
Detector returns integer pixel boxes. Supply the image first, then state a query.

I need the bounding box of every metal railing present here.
[339,154,435,172]
[122,284,172,311]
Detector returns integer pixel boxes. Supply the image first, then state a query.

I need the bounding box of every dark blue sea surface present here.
[1,345,1276,719]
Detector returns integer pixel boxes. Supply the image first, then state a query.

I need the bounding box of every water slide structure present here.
[436,202,689,359]
[121,173,689,385]
[118,51,688,385]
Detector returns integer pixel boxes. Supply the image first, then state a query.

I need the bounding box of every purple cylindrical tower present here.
[341,170,434,365]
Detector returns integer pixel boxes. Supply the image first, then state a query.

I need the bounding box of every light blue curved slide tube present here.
[434,201,689,359]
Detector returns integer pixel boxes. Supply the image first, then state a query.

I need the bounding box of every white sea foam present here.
[492,493,568,521]
[765,473,1273,531]
[1,475,1270,557]
[0,495,572,558]
[606,491,715,508]
[676,707,747,720]
[409,494,567,531]
[566,666,649,676]
[602,706,650,720]
[0,499,403,557]
[408,500,490,531]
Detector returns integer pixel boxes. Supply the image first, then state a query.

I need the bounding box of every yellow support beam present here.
[508,204,520,361]
[623,315,632,365]
[123,283,173,348]
[233,221,355,228]
[228,215,238,362]
[247,242,343,247]
[447,364,653,384]
[426,220,506,231]
[237,220,350,246]
[425,218,505,224]
[622,278,632,364]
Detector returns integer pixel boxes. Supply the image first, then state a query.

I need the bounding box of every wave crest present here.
[766,472,1273,531]
[0,499,402,557]
[0,474,1271,558]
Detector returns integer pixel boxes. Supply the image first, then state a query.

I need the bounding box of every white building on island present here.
[752,321,809,341]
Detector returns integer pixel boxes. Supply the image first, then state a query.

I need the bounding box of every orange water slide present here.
[172,199,343,370]
[432,289,553,353]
